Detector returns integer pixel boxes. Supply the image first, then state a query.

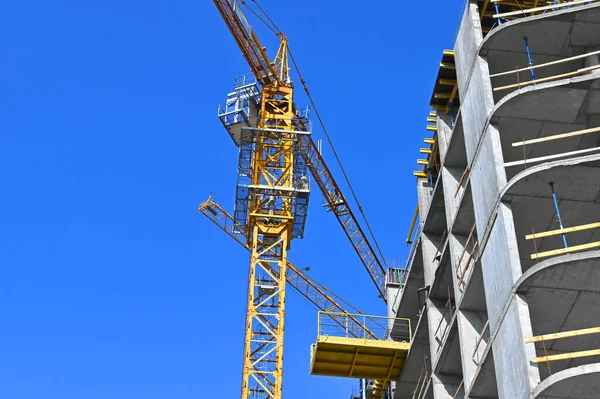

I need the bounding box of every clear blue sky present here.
[1,1,464,398]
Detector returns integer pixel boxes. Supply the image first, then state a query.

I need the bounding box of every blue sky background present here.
[1,1,464,397]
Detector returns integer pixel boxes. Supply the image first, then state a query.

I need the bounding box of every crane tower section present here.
[214,1,311,396]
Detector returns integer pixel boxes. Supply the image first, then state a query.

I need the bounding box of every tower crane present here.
[209,1,397,398]
[199,197,397,398]
[213,0,388,300]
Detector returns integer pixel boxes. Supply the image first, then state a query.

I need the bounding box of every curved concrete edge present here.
[480,3,600,54]
[442,71,599,240]
[501,153,600,201]
[529,362,600,399]
[515,250,600,291]
[491,72,599,120]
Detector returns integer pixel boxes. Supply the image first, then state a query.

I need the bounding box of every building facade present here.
[388,2,600,398]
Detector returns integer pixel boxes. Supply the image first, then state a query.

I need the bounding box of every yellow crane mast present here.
[214,1,307,397]
[209,1,408,398]
[214,0,388,302]
[198,197,379,340]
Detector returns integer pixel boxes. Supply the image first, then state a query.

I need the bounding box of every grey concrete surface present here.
[393,310,430,399]
[517,251,600,380]
[391,4,600,399]
[531,363,600,399]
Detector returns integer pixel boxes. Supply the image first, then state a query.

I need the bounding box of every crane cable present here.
[245,0,389,272]
[240,0,279,36]
[248,0,283,35]
[288,48,389,271]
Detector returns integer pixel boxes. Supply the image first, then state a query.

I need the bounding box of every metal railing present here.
[317,311,412,344]
[527,221,600,260]
[525,326,600,375]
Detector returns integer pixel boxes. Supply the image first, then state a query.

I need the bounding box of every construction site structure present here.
[389,1,600,398]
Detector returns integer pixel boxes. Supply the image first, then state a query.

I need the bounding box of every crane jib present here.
[214,0,277,86]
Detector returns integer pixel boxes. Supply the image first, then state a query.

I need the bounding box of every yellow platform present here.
[310,335,410,380]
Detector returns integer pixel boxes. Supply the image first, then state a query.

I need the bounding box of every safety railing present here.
[432,293,455,349]
[317,311,412,344]
[492,0,599,22]
[505,126,600,170]
[480,0,600,37]
[491,48,600,93]
[233,72,258,89]
[472,320,490,365]
[525,326,600,375]
[411,363,430,399]
[452,379,465,399]
[456,224,478,290]
[453,166,470,199]
[527,221,600,260]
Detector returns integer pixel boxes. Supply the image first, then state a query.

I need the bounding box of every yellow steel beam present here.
[426,125,438,131]
[429,111,436,117]
[526,221,600,240]
[440,62,456,70]
[532,349,600,363]
[406,206,419,245]
[449,84,459,104]
[420,148,432,154]
[480,0,492,20]
[434,93,452,100]
[427,117,437,123]
[424,138,435,144]
[414,171,428,178]
[512,126,600,147]
[439,79,457,86]
[526,327,600,343]
[530,241,600,260]
[417,159,429,166]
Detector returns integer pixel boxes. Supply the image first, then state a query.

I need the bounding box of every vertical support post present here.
[427,167,435,194]
[549,182,568,249]
[524,37,536,85]
[495,3,503,25]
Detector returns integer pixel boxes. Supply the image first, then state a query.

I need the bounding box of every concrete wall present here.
[454,3,541,398]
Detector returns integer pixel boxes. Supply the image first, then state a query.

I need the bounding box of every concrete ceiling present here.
[502,156,600,272]
[516,252,600,380]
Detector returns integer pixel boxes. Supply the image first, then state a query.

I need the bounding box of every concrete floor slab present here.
[494,86,589,123]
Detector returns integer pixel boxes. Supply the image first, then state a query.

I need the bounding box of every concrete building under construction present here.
[388,1,600,398]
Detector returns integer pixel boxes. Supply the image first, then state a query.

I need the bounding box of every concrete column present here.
[453,3,539,397]
[437,113,454,161]
[417,178,433,223]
